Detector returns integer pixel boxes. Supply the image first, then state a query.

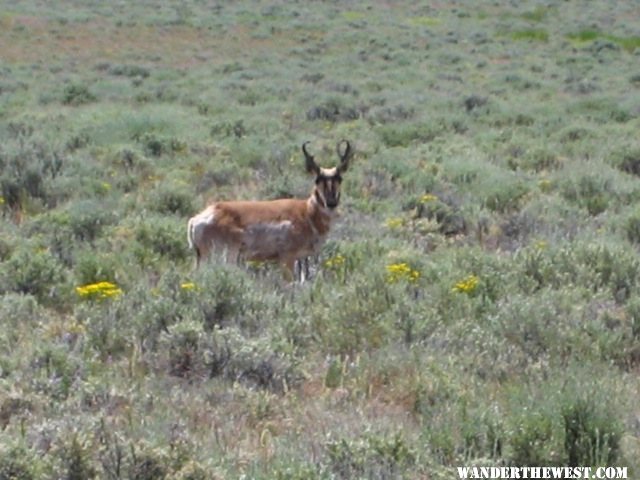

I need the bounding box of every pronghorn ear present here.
[336,139,352,174]
[302,141,320,175]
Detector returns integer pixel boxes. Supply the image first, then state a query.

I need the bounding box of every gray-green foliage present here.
[1,0,639,477]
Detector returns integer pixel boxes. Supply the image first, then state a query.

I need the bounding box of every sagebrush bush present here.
[624,208,640,244]
[508,410,557,466]
[0,136,65,211]
[74,250,118,285]
[62,83,97,105]
[137,132,186,157]
[0,247,66,305]
[377,121,444,148]
[325,433,415,479]
[562,398,621,466]
[0,445,40,480]
[484,179,530,213]
[65,199,117,242]
[134,216,189,263]
[147,183,195,216]
[60,435,97,480]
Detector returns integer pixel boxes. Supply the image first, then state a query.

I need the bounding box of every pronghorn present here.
[187,140,352,280]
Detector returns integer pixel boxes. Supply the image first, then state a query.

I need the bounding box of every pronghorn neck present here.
[307,191,334,235]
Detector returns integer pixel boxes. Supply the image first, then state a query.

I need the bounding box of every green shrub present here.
[325,433,415,479]
[512,148,560,172]
[31,344,82,400]
[172,460,213,480]
[107,63,151,78]
[135,216,189,262]
[561,174,611,215]
[204,327,300,393]
[0,446,38,480]
[562,398,621,466]
[159,320,204,378]
[306,98,359,123]
[311,273,394,355]
[148,184,195,216]
[129,445,169,480]
[405,194,467,236]
[509,411,556,466]
[0,235,13,262]
[484,180,529,213]
[209,119,248,138]
[137,132,186,157]
[271,463,323,480]
[611,147,640,177]
[74,250,118,285]
[377,122,443,148]
[509,29,549,42]
[1,247,66,305]
[0,136,65,211]
[521,6,549,22]
[66,199,116,242]
[62,83,97,105]
[192,266,251,330]
[61,435,97,480]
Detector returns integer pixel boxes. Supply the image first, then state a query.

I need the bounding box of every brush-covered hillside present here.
[1,1,640,478]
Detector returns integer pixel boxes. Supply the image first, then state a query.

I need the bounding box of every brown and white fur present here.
[187,140,351,281]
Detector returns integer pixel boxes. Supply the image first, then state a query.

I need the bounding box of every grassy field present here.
[1,1,640,478]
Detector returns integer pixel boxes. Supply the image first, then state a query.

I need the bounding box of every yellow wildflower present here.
[0,195,4,205]
[180,282,197,291]
[76,281,122,300]
[386,217,405,230]
[247,260,268,272]
[533,240,548,250]
[324,254,346,269]
[386,262,421,284]
[452,275,479,294]
[67,320,86,335]
[539,179,552,192]
[420,193,438,203]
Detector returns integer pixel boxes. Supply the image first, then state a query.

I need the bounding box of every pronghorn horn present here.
[336,139,351,173]
[302,141,319,174]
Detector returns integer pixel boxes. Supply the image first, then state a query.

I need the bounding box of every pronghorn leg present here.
[294,259,303,283]
[295,257,310,283]
[193,246,201,270]
[281,258,296,283]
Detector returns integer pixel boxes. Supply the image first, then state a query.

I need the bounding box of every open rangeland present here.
[1,1,640,478]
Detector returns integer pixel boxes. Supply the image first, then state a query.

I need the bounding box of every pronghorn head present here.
[302,140,351,210]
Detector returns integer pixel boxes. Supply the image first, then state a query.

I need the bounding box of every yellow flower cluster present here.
[324,254,346,269]
[420,193,438,203]
[0,195,4,205]
[386,217,405,230]
[386,262,421,284]
[534,240,548,250]
[452,275,479,294]
[75,281,122,300]
[247,260,267,269]
[180,282,197,291]
[538,179,552,192]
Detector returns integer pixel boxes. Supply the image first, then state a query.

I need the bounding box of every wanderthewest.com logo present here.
[456,466,628,479]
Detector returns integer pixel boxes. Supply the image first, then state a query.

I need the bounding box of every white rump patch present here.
[188,206,216,248]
